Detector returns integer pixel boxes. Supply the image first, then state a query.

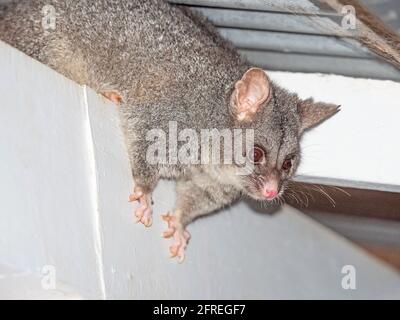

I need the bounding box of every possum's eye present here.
[249,146,264,164]
[282,157,293,171]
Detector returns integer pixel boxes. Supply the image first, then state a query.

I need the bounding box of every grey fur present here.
[0,0,338,258]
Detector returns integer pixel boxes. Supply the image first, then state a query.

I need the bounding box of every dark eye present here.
[282,157,293,171]
[249,146,264,163]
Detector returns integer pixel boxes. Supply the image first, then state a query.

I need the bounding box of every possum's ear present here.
[297,98,340,133]
[231,68,271,122]
[101,90,123,105]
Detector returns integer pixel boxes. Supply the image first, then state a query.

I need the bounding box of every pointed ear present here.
[297,98,340,132]
[231,67,271,122]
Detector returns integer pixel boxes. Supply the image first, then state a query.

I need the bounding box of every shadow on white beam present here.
[0,40,399,299]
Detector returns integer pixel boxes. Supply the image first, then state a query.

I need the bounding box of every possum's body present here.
[0,0,338,262]
[0,0,246,126]
[0,0,250,183]
[0,0,251,258]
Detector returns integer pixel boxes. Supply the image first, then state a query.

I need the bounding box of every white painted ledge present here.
[0,264,82,300]
[1,41,400,299]
[270,72,400,193]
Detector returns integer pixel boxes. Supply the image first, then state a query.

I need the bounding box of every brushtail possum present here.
[0,0,339,262]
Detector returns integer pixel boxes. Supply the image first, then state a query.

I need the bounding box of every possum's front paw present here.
[129,186,153,227]
[162,212,191,263]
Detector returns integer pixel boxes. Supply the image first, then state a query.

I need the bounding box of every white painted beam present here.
[0,41,105,298]
[1,40,400,299]
[268,71,400,193]
[0,264,82,300]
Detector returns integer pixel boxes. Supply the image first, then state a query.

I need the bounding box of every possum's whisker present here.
[297,190,310,207]
[309,185,336,207]
[285,190,300,205]
[326,185,351,197]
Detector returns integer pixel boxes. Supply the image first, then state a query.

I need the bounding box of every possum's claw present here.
[135,206,153,227]
[162,213,190,263]
[161,213,175,238]
[170,230,190,263]
[129,186,153,227]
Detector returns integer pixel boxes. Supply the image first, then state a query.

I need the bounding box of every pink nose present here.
[263,180,279,200]
[264,189,278,200]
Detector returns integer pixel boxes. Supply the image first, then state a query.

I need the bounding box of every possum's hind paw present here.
[129,186,153,227]
[162,213,191,263]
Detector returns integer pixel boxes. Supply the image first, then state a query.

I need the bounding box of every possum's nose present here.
[263,180,279,200]
[264,189,278,200]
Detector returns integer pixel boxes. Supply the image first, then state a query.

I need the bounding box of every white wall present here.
[271,72,400,193]
[0,41,399,299]
[0,42,104,298]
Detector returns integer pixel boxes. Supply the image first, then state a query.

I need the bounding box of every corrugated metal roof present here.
[170,0,400,81]
[0,0,398,80]
[169,0,335,14]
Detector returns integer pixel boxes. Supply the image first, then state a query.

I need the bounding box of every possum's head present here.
[229,68,339,201]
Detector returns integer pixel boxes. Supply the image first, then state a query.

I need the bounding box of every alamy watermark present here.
[341,265,356,290]
[41,264,56,290]
[146,121,255,175]
[41,5,56,33]
[341,5,357,30]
